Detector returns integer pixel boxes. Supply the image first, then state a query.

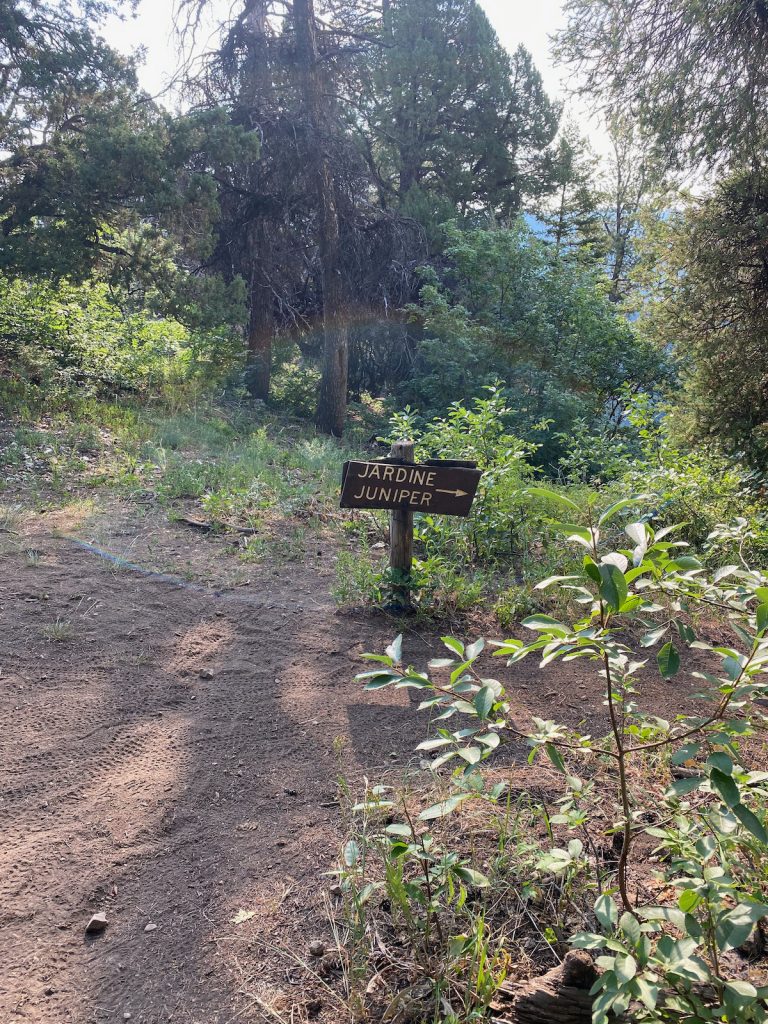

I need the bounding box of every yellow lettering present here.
[395,467,407,482]
[420,491,432,506]
[383,465,395,481]
[426,471,436,486]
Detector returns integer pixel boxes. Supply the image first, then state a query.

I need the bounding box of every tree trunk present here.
[293,0,349,437]
[491,951,598,1024]
[245,255,272,400]
[243,0,273,400]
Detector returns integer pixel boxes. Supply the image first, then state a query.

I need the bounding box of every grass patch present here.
[41,617,74,642]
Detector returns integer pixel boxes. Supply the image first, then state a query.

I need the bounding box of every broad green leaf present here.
[570,931,607,949]
[360,653,394,664]
[385,823,412,837]
[676,620,696,644]
[465,638,485,660]
[594,893,619,930]
[615,954,637,983]
[526,486,580,510]
[534,575,580,590]
[583,556,602,583]
[678,889,701,914]
[598,563,628,612]
[441,636,465,657]
[724,980,758,1012]
[474,686,495,718]
[641,625,668,648]
[639,906,686,929]
[706,752,733,775]
[452,865,489,887]
[522,614,569,635]
[602,552,629,573]
[549,521,594,544]
[362,674,401,689]
[710,767,740,808]
[418,793,471,820]
[716,901,768,952]
[619,912,641,945]
[625,522,647,547]
[757,603,768,634]
[635,977,659,1011]
[396,675,432,689]
[654,523,688,541]
[671,741,701,765]
[668,775,705,797]
[669,555,702,572]
[416,737,453,751]
[713,565,739,584]
[733,803,768,843]
[386,635,403,664]
[545,742,566,773]
[599,497,645,525]
[657,642,681,679]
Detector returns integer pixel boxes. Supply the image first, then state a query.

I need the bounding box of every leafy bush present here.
[399,221,672,468]
[269,345,323,417]
[0,276,244,408]
[352,489,768,1022]
[386,388,538,566]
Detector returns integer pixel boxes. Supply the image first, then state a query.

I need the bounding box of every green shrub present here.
[0,276,244,410]
[354,491,768,1023]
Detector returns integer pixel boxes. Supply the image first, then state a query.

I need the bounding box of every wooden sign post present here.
[340,440,482,611]
[389,440,415,610]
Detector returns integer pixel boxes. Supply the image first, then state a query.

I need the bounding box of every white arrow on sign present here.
[435,488,469,497]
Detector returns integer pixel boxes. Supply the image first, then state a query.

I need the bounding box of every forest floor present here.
[0,410,755,1024]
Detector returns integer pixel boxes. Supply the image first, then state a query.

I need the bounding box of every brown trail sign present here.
[339,440,482,611]
[340,459,481,517]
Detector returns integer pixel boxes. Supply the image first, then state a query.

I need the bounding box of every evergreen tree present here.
[642,169,768,468]
[356,0,558,224]
[538,121,603,258]
[556,0,768,171]
[0,0,257,332]
[597,118,670,304]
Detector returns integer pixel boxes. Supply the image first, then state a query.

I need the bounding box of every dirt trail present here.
[0,517,434,1023]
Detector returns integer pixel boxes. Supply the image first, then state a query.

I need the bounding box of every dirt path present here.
[0,512,438,1023]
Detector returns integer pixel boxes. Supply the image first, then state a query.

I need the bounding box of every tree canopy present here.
[556,0,768,171]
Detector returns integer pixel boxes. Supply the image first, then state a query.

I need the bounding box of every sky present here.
[103,0,607,148]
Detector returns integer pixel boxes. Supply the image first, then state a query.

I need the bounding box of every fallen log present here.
[491,950,598,1024]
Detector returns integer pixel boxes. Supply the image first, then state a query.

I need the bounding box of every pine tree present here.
[0,0,258,334]
[356,0,558,224]
[556,0,768,171]
[539,121,604,259]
